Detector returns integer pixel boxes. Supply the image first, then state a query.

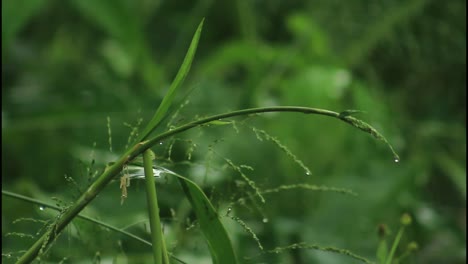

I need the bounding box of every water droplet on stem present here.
[226,207,232,216]
[39,206,45,211]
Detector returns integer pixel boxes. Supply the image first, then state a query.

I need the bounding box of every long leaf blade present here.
[137,19,204,142]
[176,174,238,264]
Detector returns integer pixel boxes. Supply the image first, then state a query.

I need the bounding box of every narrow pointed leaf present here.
[137,19,204,142]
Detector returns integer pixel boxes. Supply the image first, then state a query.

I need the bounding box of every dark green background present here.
[2,0,466,263]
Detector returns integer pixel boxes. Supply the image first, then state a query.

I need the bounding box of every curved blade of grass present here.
[136,19,204,142]
[143,107,399,162]
[174,173,238,264]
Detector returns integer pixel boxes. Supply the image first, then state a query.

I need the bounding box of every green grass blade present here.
[384,227,404,264]
[137,19,204,142]
[175,174,238,264]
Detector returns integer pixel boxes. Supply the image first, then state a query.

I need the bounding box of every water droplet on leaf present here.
[262,218,269,223]
[226,207,232,216]
[39,206,45,211]
[394,158,399,163]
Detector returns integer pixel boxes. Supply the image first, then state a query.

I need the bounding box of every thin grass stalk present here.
[385,214,411,264]
[143,149,167,263]
[161,228,170,264]
[384,226,404,264]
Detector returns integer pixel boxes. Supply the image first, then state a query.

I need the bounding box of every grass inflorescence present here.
[338,114,400,162]
[252,127,312,176]
[261,183,358,196]
[248,242,374,264]
[229,216,264,250]
[222,157,266,203]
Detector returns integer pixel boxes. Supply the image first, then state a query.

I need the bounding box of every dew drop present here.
[159,142,163,145]
[394,158,400,163]
[305,171,311,176]
[262,218,269,223]
[39,206,45,211]
[226,207,232,216]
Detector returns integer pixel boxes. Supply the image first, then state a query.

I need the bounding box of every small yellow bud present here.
[407,241,419,251]
[401,213,412,226]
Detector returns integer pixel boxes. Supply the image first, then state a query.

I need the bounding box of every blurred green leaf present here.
[436,153,466,199]
[286,13,331,59]
[69,0,142,53]
[2,0,48,50]
[344,0,429,66]
[376,239,388,264]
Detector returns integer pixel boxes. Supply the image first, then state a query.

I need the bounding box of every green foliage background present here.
[2,0,465,263]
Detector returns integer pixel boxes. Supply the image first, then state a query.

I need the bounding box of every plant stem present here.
[385,226,405,264]
[143,149,167,264]
[15,147,136,264]
[17,106,396,263]
[161,229,170,264]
